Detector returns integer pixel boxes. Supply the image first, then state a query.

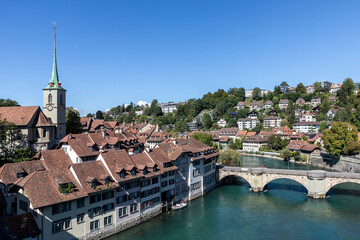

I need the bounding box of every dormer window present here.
[58,183,75,194]
[153,167,157,172]
[17,173,24,178]
[131,169,136,176]
[120,172,125,178]
[91,180,98,189]
[143,169,147,175]
[105,176,112,185]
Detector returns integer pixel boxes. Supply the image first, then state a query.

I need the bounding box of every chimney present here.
[100,126,106,139]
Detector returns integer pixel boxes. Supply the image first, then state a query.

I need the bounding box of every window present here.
[129,191,139,200]
[52,201,71,215]
[90,220,99,231]
[169,170,175,176]
[130,204,138,213]
[141,200,151,209]
[119,207,127,218]
[88,206,101,218]
[105,177,112,185]
[141,190,151,198]
[19,200,28,212]
[102,203,114,213]
[16,173,24,178]
[43,129,46,138]
[161,181,168,187]
[102,191,114,200]
[77,198,85,208]
[90,194,101,204]
[52,218,71,234]
[119,172,125,178]
[128,180,139,189]
[117,195,128,204]
[152,197,160,203]
[60,94,64,104]
[104,215,112,226]
[91,180,98,189]
[193,160,200,166]
[152,177,158,184]
[77,214,84,224]
[151,187,160,195]
[205,165,212,173]
[48,94,52,103]
[193,169,200,177]
[161,172,168,178]
[131,169,136,176]
[169,179,175,185]
[141,179,150,187]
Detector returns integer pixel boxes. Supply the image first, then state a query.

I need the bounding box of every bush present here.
[219,149,242,166]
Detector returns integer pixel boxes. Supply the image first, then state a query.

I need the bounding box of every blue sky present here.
[1,0,360,115]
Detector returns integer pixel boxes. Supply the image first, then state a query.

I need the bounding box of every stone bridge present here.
[218,166,360,198]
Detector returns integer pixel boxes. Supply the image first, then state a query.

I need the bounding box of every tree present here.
[95,110,104,119]
[280,81,289,93]
[345,140,360,156]
[337,78,355,107]
[0,98,19,106]
[213,101,228,120]
[296,83,306,94]
[227,139,235,150]
[267,135,289,151]
[0,120,26,161]
[191,132,213,146]
[252,87,262,101]
[138,115,148,123]
[13,147,35,162]
[234,138,242,149]
[85,113,93,118]
[274,85,282,96]
[320,98,331,115]
[202,114,212,130]
[236,88,246,101]
[322,122,358,156]
[314,82,322,93]
[282,149,291,160]
[219,149,242,166]
[319,122,328,133]
[149,99,163,117]
[66,107,82,134]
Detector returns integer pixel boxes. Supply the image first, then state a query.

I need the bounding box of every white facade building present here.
[237,118,258,131]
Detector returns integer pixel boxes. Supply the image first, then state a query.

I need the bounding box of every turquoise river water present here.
[107,156,360,240]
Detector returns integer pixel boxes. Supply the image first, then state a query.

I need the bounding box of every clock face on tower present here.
[46,104,53,111]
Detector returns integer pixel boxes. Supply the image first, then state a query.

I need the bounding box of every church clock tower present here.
[43,23,66,141]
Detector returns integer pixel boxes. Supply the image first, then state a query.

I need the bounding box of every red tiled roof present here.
[0,106,39,126]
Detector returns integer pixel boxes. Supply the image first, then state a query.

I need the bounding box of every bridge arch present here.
[325,179,360,195]
[219,171,253,188]
[262,175,309,193]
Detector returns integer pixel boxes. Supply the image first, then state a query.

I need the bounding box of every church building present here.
[0,29,66,152]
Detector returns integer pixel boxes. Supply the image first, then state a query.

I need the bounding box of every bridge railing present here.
[220,166,360,179]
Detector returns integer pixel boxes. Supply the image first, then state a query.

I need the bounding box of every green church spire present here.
[47,22,62,89]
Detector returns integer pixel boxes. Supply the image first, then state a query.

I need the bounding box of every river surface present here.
[107,156,360,240]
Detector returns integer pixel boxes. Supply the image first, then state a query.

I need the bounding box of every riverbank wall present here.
[310,154,360,173]
[241,151,360,173]
[80,183,217,240]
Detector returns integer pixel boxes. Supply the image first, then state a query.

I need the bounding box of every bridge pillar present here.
[250,168,264,192]
[307,170,326,199]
